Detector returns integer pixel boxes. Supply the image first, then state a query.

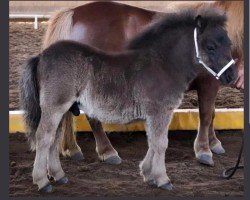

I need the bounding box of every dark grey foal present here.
[20,8,237,192]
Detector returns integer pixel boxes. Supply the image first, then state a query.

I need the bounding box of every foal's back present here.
[39,40,140,91]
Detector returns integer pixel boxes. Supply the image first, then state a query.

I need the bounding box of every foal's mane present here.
[126,7,227,50]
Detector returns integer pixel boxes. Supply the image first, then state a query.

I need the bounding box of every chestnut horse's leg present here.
[194,75,223,166]
[208,109,226,154]
[59,111,121,164]
[86,115,122,165]
[59,111,84,161]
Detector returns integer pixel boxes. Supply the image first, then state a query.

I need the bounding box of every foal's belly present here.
[77,90,144,124]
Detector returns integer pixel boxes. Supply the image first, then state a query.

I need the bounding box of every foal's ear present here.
[195,15,208,34]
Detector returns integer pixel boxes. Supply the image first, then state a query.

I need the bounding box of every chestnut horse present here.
[42,1,244,166]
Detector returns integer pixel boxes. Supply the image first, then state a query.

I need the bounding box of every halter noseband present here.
[194,28,235,80]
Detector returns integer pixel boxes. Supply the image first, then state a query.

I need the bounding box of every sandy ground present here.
[9,131,244,197]
[9,22,244,110]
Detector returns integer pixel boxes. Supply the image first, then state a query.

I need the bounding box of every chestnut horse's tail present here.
[19,56,41,151]
[42,7,74,49]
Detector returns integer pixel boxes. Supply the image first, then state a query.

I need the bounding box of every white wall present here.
[9,1,211,14]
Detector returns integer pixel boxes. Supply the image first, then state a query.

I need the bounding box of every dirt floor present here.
[9,131,244,197]
[9,22,244,110]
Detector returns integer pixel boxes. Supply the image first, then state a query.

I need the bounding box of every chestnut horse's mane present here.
[126,7,226,50]
[214,1,244,59]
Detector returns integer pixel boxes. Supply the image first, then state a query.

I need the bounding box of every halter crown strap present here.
[194,28,235,80]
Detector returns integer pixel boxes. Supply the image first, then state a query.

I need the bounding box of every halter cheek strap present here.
[194,28,235,80]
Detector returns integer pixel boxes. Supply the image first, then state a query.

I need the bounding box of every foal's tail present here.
[42,7,74,49]
[19,55,40,151]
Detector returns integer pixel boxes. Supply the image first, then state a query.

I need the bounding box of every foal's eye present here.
[206,44,216,52]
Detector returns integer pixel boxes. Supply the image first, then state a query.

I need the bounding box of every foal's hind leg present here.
[140,113,172,190]
[48,121,68,185]
[60,111,84,161]
[86,115,122,165]
[194,77,220,166]
[33,107,65,191]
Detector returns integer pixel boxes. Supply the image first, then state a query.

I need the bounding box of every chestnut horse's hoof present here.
[56,176,69,185]
[211,143,225,155]
[39,184,53,193]
[71,152,85,161]
[197,154,214,166]
[104,155,122,165]
[159,182,173,190]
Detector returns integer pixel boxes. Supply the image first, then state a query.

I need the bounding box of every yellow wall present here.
[9,109,243,133]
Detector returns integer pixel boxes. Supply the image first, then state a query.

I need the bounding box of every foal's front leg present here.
[140,113,173,190]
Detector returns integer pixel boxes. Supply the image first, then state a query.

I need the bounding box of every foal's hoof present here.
[197,154,214,166]
[104,155,122,165]
[159,182,173,191]
[56,177,69,185]
[39,184,53,193]
[211,143,225,155]
[71,152,85,161]
[147,179,156,186]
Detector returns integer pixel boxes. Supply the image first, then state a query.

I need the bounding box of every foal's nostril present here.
[224,67,237,84]
[227,75,232,83]
[225,72,234,84]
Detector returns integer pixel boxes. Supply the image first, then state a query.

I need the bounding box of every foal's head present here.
[194,13,237,85]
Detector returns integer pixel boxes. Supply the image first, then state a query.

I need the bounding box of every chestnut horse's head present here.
[194,14,237,85]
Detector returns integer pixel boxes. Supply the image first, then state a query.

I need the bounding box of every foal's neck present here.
[152,26,200,87]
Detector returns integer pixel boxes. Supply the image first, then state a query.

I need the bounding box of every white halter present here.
[194,28,235,80]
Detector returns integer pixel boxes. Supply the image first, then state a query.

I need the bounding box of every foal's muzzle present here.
[214,59,235,80]
[193,28,236,82]
[219,62,237,85]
